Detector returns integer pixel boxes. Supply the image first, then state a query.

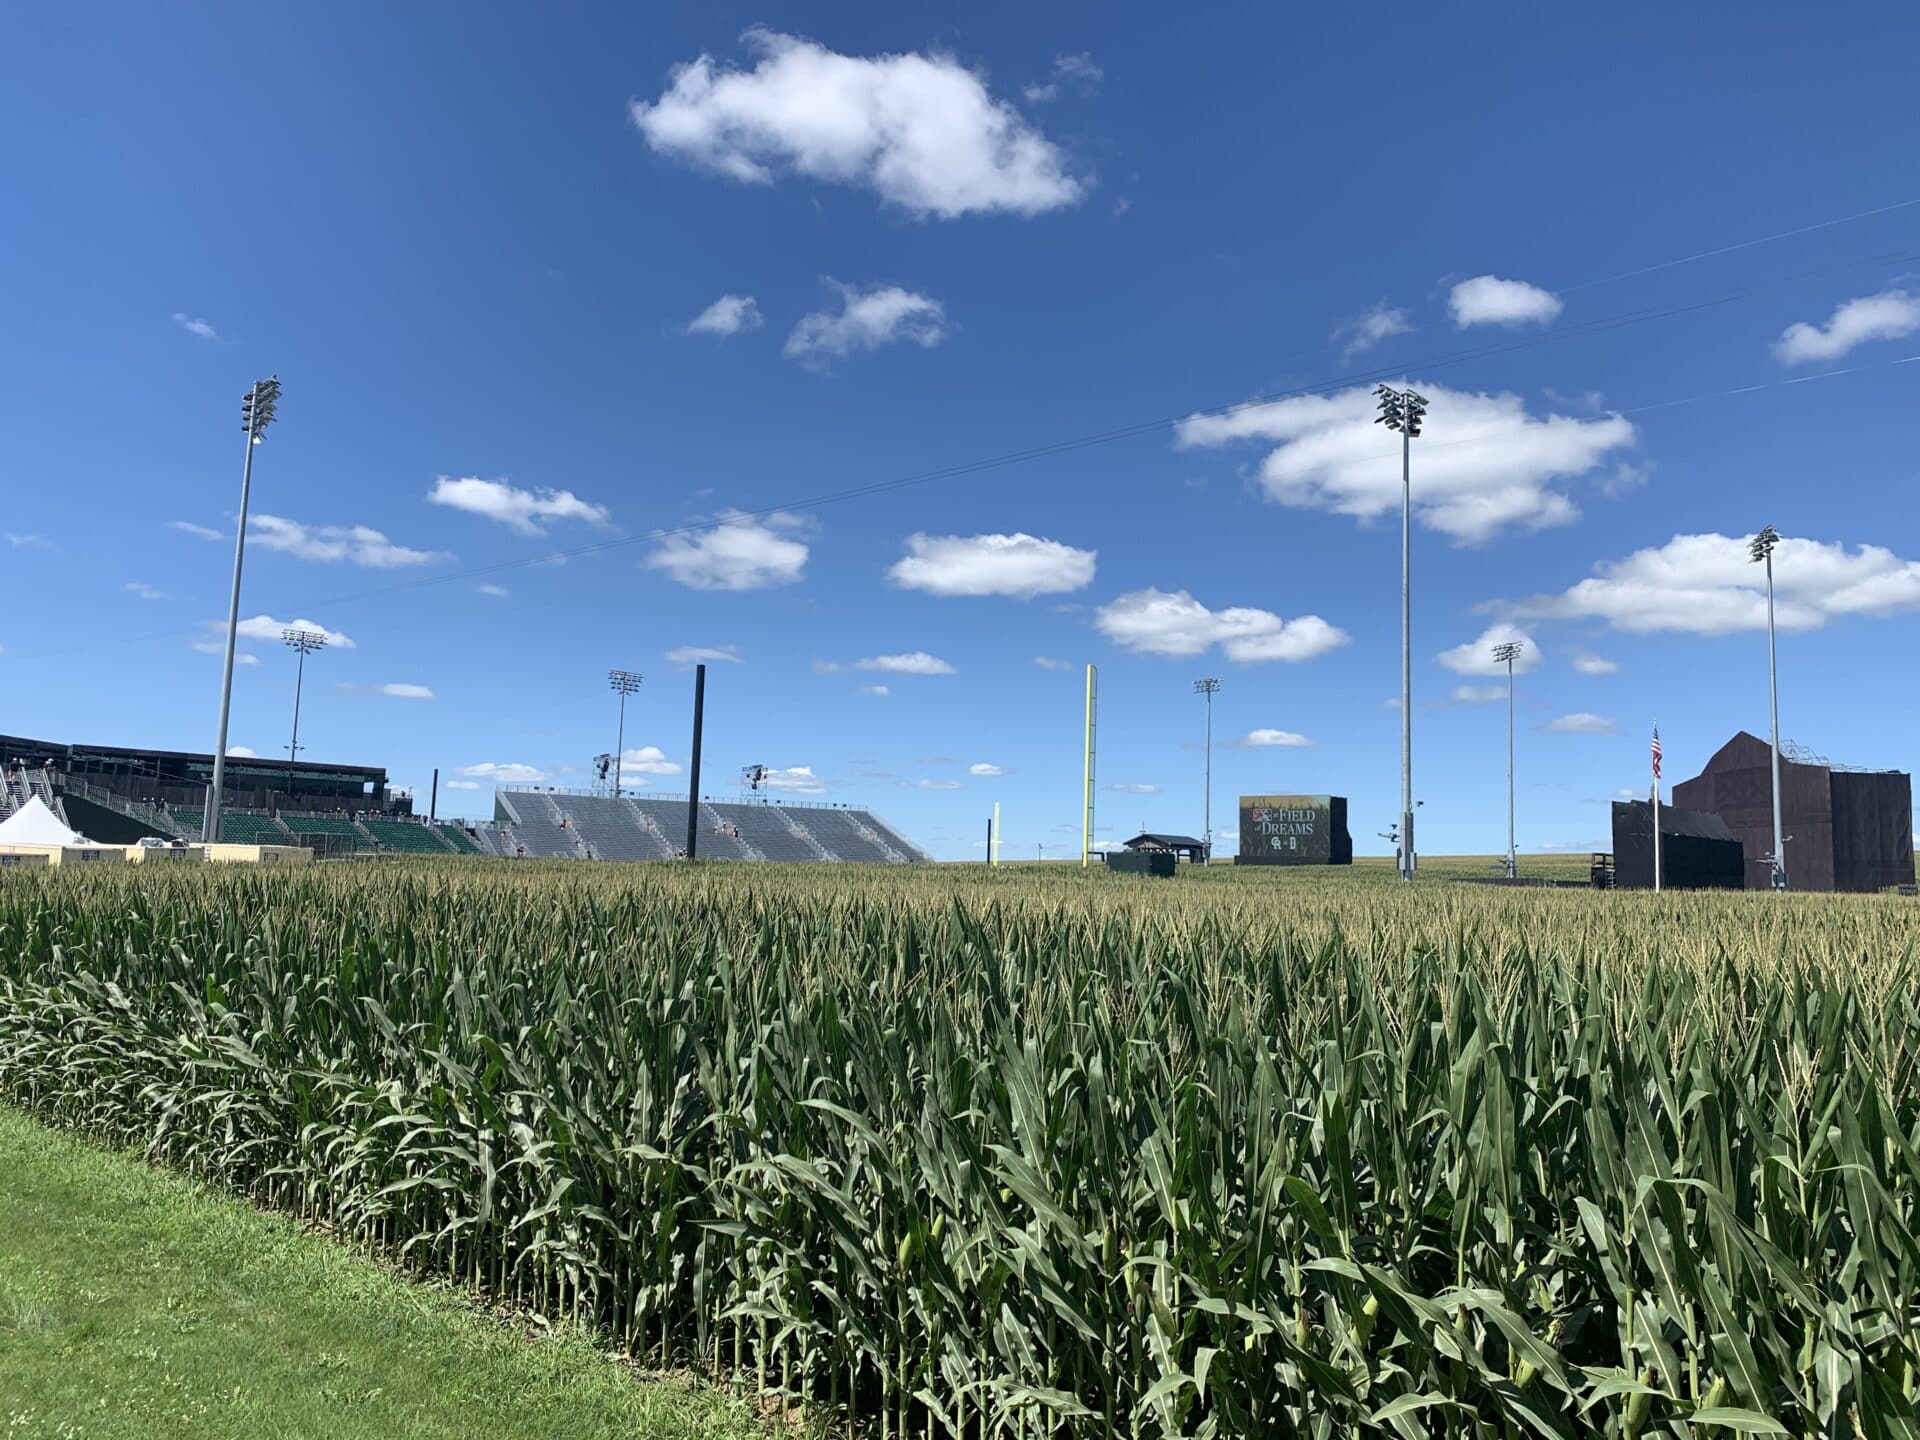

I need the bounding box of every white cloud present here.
[379,683,435,700]
[785,282,947,366]
[445,779,482,791]
[919,778,963,790]
[1237,729,1313,748]
[685,294,764,337]
[1448,275,1563,329]
[427,477,611,535]
[1332,302,1412,360]
[1023,52,1103,103]
[1496,532,1920,635]
[811,660,843,674]
[125,582,167,602]
[1451,684,1507,704]
[856,651,956,675]
[1544,713,1616,735]
[6,532,55,550]
[620,745,682,776]
[1108,783,1157,794]
[1773,288,1920,365]
[171,312,217,340]
[1571,650,1618,675]
[189,638,259,665]
[968,762,1006,777]
[762,765,825,795]
[888,531,1095,597]
[665,644,743,668]
[249,514,445,568]
[631,28,1084,218]
[646,511,809,591]
[855,684,889,697]
[169,520,224,541]
[229,615,356,649]
[1176,381,1636,544]
[1032,656,1074,671]
[226,746,255,758]
[476,583,510,598]
[458,762,548,784]
[1437,622,1541,677]
[1093,589,1349,663]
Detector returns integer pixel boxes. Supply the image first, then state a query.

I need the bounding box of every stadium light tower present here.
[1750,525,1787,890]
[282,628,328,764]
[204,375,282,844]
[608,669,643,798]
[1374,383,1427,883]
[1492,640,1523,880]
[1193,678,1220,861]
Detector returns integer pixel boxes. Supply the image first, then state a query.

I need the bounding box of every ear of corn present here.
[1,861,1916,1434]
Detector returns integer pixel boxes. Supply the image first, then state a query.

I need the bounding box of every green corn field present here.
[1,860,1917,1437]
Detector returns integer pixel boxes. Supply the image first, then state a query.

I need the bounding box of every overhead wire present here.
[11,201,1920,664]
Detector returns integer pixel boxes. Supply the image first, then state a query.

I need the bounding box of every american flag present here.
[1651,724,1662,781]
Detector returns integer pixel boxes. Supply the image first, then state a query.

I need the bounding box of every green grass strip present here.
[0,1103,762,1440]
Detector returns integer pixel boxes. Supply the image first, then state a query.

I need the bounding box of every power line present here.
[24,344,1911,672]
[13,230,1920,666]
[284,240,1920,613]
[1563,196,1920,293]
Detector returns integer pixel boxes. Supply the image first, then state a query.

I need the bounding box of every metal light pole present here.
[1492,640,1523,879]
[204,376,281,844]
[1750,526,1787,890]
[1194,677,1220,861]
[608,670,643,798]
[282,628,327,764]
[1375,384,1427,882]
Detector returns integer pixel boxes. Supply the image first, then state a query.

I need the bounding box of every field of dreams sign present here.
[1236,795,1351,866]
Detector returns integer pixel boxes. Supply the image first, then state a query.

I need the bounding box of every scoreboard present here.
[1236,795,1352,866]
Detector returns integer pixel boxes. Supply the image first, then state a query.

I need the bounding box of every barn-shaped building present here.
[1672,731,1913,893]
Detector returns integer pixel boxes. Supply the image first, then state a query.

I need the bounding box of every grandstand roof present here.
[0,733,385,786]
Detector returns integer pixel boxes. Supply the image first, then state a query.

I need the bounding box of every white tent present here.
[0,796,87,847]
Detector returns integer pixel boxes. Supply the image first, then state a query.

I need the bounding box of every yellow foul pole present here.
[1082,663,1098,867]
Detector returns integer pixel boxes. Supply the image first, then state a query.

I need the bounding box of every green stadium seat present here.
[359,819,457,855]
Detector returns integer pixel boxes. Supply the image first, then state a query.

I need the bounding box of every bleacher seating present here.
[551,793,674,861]
[360,818,454,854]
[218,812,294,845]
[168,806,205,838]
[696,802,760,860]
[471,790,926,866]
[801,808,898,864]
[726,805,828,863]
[279,814,371,852]
[864,812,932,862]
[434,823,484,854]
[503,793,585,857]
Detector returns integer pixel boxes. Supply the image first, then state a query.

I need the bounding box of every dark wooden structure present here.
[1104,849,1178,877]
[1672,732,1913,893]
[1610,801,1745,891]
[1119,832,1206,864]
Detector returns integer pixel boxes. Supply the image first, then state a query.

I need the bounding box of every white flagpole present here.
[1652,723,1662,894]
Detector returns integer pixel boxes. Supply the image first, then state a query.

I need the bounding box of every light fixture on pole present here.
[608,670,643,798]
[282,628,328,764]
[1374,383,1427,883]
[204,375,282,844]
[1749,525,1788,890]
[1193,678,1220,862]
[1492,640,1523,880]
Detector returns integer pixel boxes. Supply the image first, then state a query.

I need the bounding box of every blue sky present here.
[3,5,1918,860]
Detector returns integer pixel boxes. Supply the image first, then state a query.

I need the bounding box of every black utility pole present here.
[429,767,439,822]
[685,664,706,859]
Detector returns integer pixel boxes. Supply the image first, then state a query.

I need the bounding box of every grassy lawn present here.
[0,1104,762,1440]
